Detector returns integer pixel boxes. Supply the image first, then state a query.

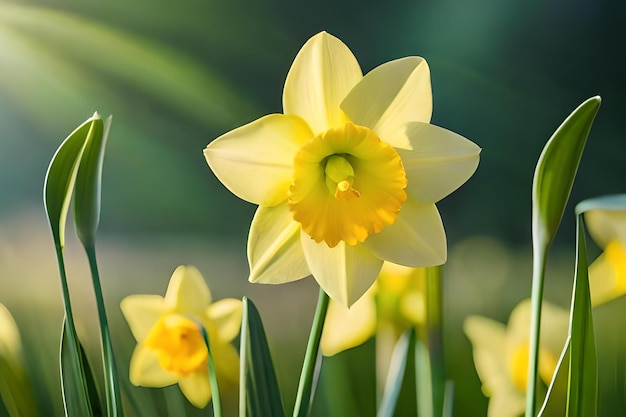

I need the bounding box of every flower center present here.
[143,314,207,378]
[288,122,407,248]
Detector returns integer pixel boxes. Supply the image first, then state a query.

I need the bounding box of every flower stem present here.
[201,328,222,417]
[85,244,123,417]
[293,288,329,417]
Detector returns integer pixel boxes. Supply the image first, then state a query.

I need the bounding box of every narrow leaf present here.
[239,297,285,417]
[200,326,222,417]
[74,114,109,247]
[44,114,100,249]
[377,330,411,417]
[60,317,98,417]
[567,215,597,416]
[538,338,570,416]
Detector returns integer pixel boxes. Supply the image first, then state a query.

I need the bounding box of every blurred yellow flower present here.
[321,262,425,356]
[205,31,480,307]
[584,208,626,306]
[120,265,242,408]
[464,299,568,417]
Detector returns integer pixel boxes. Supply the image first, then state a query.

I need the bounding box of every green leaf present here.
[239,297,285,417]
[567,215,597,416]
[74,114,109,247]
[532,96,601,248]
[60,317,99,417]
[200,326,222,417]
[44,114,100,249]
[538,338,570,416]
[377,330,411,417]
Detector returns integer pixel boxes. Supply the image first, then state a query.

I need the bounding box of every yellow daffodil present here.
[321,262,425,356]
[120,265,242,408]
[464,299,568,417]
[204,31,480,307]
[584,208,626,306]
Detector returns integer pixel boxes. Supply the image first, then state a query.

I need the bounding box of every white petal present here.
[206,298,242,343]
[283,31,362,135]
[584,209,626,249]
[129,345,178,387]
[399,122,480,204]
[248,203,311,283]
[301,234,383,307]
[205,114,313,206]
[120,295,165,342]
[362,202,446,267]
[164,265,211,315]
[341,57,432,148]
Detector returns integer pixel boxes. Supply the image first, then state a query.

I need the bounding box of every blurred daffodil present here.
[464,299,568,417]
[205,31,480,307]
[321,262,425,356]
[584,208,626,306]
[121,265,241,408]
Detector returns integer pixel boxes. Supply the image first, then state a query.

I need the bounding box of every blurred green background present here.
[0,0,625,415]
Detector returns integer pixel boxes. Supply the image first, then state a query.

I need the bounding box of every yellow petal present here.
[204,114,313,206]
[301,236,383,307]
[247,203,311,284]
[212,342,240,385]
[129,345,178,387]
[487,392,526,417]
[585,209,626,249]
[398,122,481,204]
[589,242,626,306]
[164,265,212,315]
[341,57,432,147]
[283,31,362,135]
[120,295,166,342]
[321,286,377,356]
[362,202,446,267]
[178,369,211,408]
[206,298,243,343]
[463,316,512,399]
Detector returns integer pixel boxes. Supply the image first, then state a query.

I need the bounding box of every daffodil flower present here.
[204,31,480,307]
[321,262,425,357]
[464,299,568,417]
[120,265,241,408]
[584,208,626,306]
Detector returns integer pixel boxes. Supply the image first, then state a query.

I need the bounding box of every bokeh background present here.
[1,0,625,416]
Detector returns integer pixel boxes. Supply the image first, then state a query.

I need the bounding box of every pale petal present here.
[205,114,313,206]
[0,304,21,357]
[120,295,166,342]
[488,391,526,417]
[179,370,211,408]
[248,203,311,284]
[362,202,446,267]
[585,209,626,249]
[283,31,362,135]
[321,287,377,356]
[463,316,513,401]
[398,122,480,204]
[341,57,432,147]
[589,254,626,306]
[164,265,211,315]
[301,235,383,307]
[129,345,178,387]
[206,298,243,343]
[506,299,568,356]
[213,342,240,384]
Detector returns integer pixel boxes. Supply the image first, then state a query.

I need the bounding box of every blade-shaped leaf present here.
[377,330,411,417]
[74,115,109,247]
[60,317,100,417]
[538,338,570,416]
[239,297,285,417]
[44,113,100,249]
[567,215,597,416]
[532,96,601,248]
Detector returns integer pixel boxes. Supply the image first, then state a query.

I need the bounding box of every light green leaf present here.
[59,317,98,417]
[567,215,597,416]
[377,330,411,417]
[239,297,285,417]
[74,114,109,247]
[43,114,100,249]
[532,96,601,248]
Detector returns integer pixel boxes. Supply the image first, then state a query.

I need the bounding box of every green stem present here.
[525,241,548,417]
[85,245,123,417]
[201,328,222,417]
[293,288,329,417]
[54,245,79,342]
[416,266,445,417]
